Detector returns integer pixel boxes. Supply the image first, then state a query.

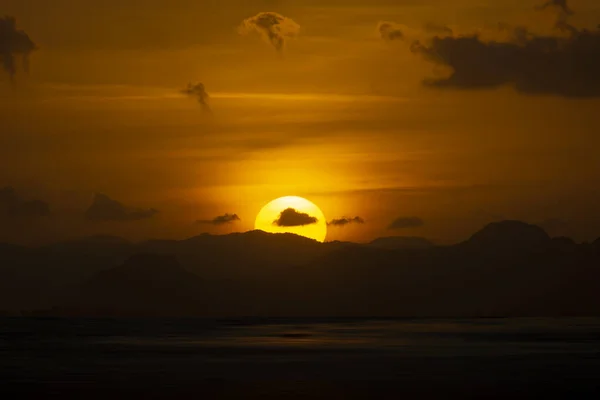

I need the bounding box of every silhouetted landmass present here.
[48,234,132,254]
[464,220,550,251]
[0,187,50,218]
[369,236,434,250]
[1,221,599,317]
[59,254,207,317]
[551,236,577,251]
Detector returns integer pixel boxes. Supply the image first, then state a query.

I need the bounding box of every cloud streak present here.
[327,216,365,227]
[388,217,424,230]
[0,16,36,81]
[273,208,318,227]
[239,12,300,53]
[85,193,158,222]
[197,213,240,226]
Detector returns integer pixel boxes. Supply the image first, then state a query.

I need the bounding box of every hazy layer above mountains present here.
[1,221,599,317]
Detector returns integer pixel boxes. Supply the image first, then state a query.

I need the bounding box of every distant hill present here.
[58,254,207,317]
[465,220,551,251]
[369,236,434,250]
[137,230,327,280]
[1,221,599,317]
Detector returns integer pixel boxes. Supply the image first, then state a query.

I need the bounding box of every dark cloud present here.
[388,217,424,230]
[327,216,365,227]
[424,23,453,36]
[378,21,404,41]
[537,0,577,34]
[0,16,36,81]
[182,82,211,112]
[497,23,534,45]
[410,1,600,97]
[0,187,50,218]
[85,193,158,222]
[536,0,573,16]
[239,12,300,53]
[273,208,318,227]
[197,213,241,226]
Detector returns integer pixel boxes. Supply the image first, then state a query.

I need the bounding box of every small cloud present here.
[273,208,318,227]
[197,213,240,226]
[327,216,365,227]
[388,217,424,230]
[182,82,210,112]
[239,12,300,53]
[0,16,37,81]
[85,193,158,222]
[0,187,50,217]
[378,21,404,41]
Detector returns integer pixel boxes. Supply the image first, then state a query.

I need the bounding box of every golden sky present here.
[1,0,600,244]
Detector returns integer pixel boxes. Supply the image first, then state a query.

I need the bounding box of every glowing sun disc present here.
[254,196,327,242]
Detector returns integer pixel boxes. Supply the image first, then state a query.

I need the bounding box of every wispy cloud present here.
[328,216,365,227]
[197,213,240,225]
[388,217,424,230]
[85,193,158,222]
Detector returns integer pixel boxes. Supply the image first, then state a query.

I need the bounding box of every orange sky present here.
[1,0,600,245]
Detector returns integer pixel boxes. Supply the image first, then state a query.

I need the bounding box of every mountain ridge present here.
[2,220,598,317]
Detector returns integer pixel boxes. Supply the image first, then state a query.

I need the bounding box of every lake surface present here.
[1,318,599,398]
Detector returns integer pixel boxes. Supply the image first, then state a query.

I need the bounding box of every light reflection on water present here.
[1,318,600,397]
[77,318,600,357]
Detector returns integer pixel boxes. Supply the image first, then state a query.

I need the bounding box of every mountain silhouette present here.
[138,230,327,280]
[59,254,207,317]
[551,236,577,252]
[1,221,599,317]
[369,236,434,250]
[465,220,551,251]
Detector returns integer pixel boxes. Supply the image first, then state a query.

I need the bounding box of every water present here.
[1,318,599,398]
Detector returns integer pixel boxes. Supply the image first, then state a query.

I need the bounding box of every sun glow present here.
[254,196,327,242]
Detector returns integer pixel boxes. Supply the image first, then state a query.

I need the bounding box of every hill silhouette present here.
[369,236,434,250]
[465,220,551,251]
[1,221,598,317]
[58,254,207,317]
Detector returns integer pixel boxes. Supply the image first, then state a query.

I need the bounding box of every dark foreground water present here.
[1,318,599,399]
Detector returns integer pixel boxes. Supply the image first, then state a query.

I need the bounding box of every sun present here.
[254,196,327,242]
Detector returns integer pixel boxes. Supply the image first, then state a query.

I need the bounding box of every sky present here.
[1,0,599,245]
